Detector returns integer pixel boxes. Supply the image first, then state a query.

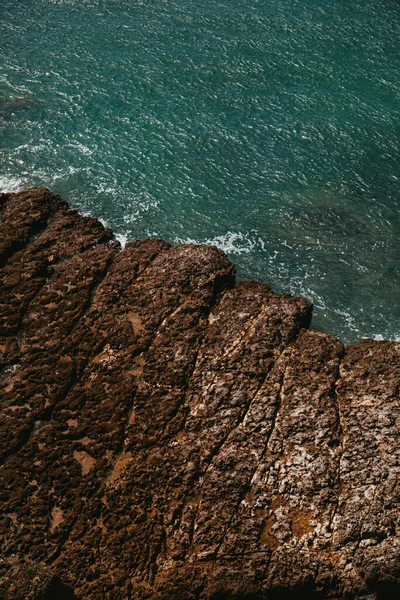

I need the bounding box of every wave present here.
[364,333,400,343]
[115,233,128,248]
[107,230,265,256]
[0,176,25,193]
[174,231,266,255]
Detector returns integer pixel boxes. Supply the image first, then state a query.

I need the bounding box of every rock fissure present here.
[0,209,61,270]
[328,353,345,535]
[212,349,290,563]
[253,351,291,546]
[69,244,119,323]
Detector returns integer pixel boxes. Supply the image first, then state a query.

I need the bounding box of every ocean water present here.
[1,0,399,343]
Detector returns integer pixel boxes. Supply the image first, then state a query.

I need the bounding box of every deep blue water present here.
[1,0,399,342]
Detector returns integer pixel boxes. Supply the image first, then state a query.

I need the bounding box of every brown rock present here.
[0,189,399,599]
[0,561,76,599]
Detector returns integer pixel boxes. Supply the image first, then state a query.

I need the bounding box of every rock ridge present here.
[0,189,399,599]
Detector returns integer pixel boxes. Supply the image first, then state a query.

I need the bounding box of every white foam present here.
[174,231,264,255]
[0,176,25,193]
[115,233,128,249]
[362,333,400,343]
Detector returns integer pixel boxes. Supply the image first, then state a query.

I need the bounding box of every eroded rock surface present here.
[0,189,399,599]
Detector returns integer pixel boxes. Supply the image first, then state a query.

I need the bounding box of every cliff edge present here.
[0,189,399,599]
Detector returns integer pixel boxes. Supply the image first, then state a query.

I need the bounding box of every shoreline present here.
[1,182,398,345]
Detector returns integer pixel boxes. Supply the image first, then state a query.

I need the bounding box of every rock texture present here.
[0,188,399,600]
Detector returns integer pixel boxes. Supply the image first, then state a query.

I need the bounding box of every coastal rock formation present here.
[0,189,399,599]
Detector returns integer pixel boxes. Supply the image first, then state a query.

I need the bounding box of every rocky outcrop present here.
[0,189,399,599]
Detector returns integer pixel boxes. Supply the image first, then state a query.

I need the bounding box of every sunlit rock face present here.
[0,189,399,600]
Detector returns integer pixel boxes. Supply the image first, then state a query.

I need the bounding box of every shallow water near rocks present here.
[1,0,399,342]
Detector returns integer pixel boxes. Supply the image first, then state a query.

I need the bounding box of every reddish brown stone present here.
[0,189,399,600]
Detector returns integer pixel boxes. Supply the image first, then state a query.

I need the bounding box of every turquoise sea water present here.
[1,0,399,343]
